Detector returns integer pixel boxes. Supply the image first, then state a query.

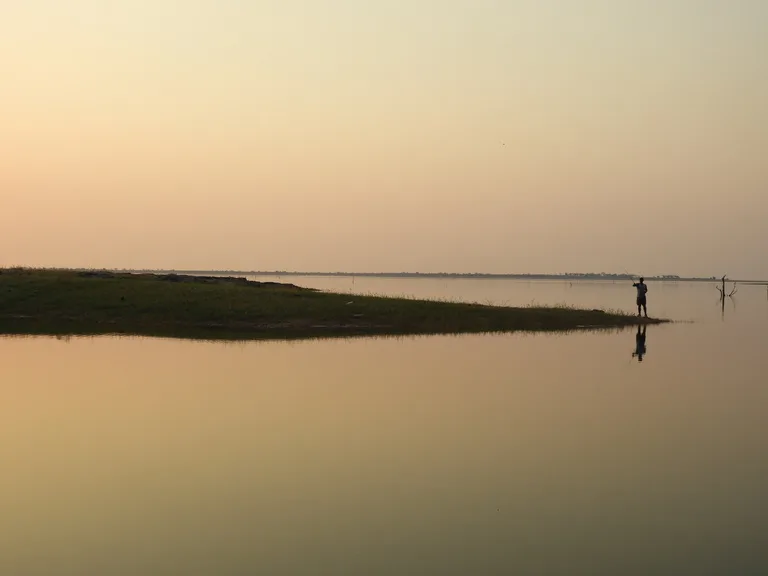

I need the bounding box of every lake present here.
[2,277,767,575]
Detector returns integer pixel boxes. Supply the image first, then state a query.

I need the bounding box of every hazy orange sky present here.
[2,1,766,278]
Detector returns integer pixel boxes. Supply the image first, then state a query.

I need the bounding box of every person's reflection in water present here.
[632,325,647,362]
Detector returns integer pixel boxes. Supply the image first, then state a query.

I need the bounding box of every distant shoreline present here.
[100,270,766,285]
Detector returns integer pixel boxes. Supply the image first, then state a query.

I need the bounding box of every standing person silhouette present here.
[633,277,648,318]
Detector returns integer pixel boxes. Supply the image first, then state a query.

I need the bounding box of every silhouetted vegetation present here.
[0,268,667,341]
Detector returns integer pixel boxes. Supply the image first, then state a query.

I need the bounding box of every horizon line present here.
[53,267,764,284]
[5,266,764,283]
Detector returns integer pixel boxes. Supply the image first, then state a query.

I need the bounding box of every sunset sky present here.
[2,1,766,278]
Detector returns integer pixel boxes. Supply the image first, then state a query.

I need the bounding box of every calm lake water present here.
[2,277,767,575]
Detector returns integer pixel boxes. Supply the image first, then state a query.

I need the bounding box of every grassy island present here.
[0,268,667,340]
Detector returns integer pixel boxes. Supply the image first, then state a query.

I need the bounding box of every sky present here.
[2,0,766,278]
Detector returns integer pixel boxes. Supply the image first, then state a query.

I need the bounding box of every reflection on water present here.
[719,293,737,320]
[632,325,647,362]
[2,281,768,575]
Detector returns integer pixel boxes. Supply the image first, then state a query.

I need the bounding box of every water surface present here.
[2,279,767,575]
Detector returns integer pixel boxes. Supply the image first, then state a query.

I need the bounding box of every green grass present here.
[0,268,668,340]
